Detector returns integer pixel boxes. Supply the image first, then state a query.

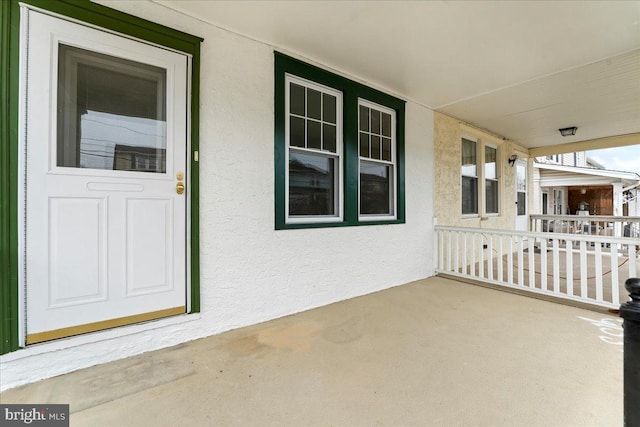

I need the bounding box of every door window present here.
[57,44,167,173]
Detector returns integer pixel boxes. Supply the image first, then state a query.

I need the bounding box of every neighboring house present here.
[1,0,639,391]
[533,156,640,218]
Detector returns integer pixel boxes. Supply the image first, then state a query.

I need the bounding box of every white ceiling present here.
[157,0,640,149]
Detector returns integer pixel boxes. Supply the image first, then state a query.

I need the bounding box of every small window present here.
[461,138,478,215]
[359,101,395,219]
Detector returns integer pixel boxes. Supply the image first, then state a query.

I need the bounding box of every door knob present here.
[176,182,185,195]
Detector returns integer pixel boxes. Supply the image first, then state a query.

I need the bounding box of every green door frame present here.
[0,0,202,355]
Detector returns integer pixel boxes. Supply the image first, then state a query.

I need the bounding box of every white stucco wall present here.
[0,1,435,390]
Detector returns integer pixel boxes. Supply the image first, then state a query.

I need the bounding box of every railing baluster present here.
[540,238,548,292]
[553,238,560,293]
[580,240,588,298]
[517,236,524,286]
[595,242,603,302]
[470,233,476,277]
[528,237,535,288]
[508,236,514,285]
[630,244,638,278]
[454,231,459,273]
[611,243,620,305]
[462,232,467,275]
[447,230,452,272]
[566,239,573,296]
[497,236,503,282]
[487,234,493,281]
[478,233,484,279]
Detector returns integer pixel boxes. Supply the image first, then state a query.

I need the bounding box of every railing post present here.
[620,277,640,426]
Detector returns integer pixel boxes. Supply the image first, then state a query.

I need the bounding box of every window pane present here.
[323,124,336,153]
[371,135,381,160]
[290,117,305,147]
[462,176,478,214]
[370,109,381,134]
[382,138,392,161]
[382,113,392,137]
[290,83,305,116]
[359,105,369,131]
[359,132,370,157]
[461,138,477,177]
[517,191,526,216]
[360,161,391,215]
[323,93,336,124]
[486,180,499,214]
[307,120,321,149]
[485,146,497,179]
[307,88,322,120]
[289,151,335,216]
[57,45,167,172]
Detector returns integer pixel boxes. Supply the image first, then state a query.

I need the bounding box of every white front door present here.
[515,160,528,231]
[23,10,189,344]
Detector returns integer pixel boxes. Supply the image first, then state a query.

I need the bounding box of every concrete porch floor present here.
[0,277,623,426]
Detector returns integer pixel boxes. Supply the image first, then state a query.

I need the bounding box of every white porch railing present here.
[434,225,640,309]
[530,215,640,238]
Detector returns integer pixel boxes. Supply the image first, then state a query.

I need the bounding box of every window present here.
[358,101,396,219]
[275,53,405,229]
[484,145,498,214]
[461,136,501,216]
[286,76,342,221]
[461,138,478,215]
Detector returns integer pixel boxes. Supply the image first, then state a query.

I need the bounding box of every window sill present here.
[276,218,405,230]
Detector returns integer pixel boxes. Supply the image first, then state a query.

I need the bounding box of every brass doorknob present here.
[176,182,185,195]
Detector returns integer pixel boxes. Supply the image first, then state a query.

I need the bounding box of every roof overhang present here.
[535,162,640,188]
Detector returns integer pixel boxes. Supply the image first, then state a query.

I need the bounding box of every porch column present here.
[620,277,640,426]
[613,183,623,236]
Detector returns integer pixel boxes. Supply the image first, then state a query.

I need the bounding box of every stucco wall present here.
[434,112,528,231]
[1,1,435,389]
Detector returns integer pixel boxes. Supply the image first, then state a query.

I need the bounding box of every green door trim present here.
[0,0,202,355]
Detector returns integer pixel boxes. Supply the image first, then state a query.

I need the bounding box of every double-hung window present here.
[461,138,478,215]
[484,145,498,214]
[286,76,343,222]
[359,101,396,219]
[461,136,500,216]
[275,53,405,229]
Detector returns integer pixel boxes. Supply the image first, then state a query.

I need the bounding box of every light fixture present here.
[508,154,518,167]
[559,126,578,137]
[580,188,587,195]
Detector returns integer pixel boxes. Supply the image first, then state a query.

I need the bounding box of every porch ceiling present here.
[151,0,640,149]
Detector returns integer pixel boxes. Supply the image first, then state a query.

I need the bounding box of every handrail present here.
[434,225,640,245]
[530,214,640,221]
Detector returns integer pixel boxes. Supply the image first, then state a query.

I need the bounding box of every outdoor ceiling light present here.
[559,126,578,136]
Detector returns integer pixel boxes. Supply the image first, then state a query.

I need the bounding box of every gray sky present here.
[587,144,640,175]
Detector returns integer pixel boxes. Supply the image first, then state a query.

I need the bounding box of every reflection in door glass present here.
[57,44,167,173]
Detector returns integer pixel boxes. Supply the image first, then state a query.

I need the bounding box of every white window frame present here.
[284,74,344,224]
[357,99,397,221]
[461,136,479,217]
[461,134,502,218]
[483,143,499,216]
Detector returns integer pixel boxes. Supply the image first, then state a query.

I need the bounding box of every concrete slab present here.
[0,277,623,426]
